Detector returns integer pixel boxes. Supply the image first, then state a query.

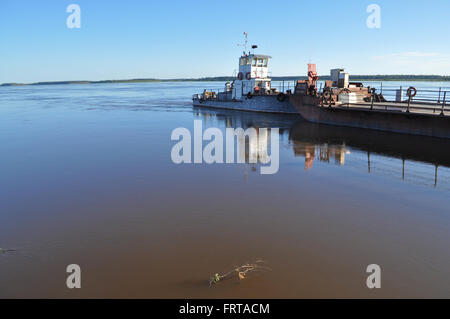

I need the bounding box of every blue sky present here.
[1,0,449,83]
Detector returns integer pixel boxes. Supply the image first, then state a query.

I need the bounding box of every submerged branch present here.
[209,260,272,286]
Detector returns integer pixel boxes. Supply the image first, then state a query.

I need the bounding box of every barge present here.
[290,64,450,139]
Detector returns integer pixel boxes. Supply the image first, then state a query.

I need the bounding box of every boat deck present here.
[333,101,449,116]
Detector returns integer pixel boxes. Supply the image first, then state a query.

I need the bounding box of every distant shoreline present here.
[2,75,450,86]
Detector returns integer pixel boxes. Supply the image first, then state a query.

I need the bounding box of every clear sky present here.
[1,0,449,83]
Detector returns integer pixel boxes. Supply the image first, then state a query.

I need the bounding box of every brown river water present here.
[1,82,450,298]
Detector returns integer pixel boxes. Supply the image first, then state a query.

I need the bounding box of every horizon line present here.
[2,74,450,86]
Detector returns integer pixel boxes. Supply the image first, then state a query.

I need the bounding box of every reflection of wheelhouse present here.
[246,128,270,164]
[233,54,272,99]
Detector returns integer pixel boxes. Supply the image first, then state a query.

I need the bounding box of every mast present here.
[237,32,248,55]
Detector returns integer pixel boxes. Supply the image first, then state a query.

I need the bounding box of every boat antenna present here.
[237,32,248,55]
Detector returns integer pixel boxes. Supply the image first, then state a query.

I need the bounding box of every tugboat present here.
[192,35,298,114]
[290,64,450,139]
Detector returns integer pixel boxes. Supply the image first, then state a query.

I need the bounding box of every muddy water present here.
[1,82,450,298]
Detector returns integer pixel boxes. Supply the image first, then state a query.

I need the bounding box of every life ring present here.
[237,72,243,80]
[323,90,332,100]
[246,92,253,99]
[406,86,417,97]
[277,93,286,102]
[245,72,251,80]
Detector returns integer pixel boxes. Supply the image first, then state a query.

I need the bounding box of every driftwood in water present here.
[209,260,272,286]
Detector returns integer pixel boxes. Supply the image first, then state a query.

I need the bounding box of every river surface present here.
[1,81,450,298]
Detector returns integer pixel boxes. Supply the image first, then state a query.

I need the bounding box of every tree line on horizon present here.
[2,75,450,86]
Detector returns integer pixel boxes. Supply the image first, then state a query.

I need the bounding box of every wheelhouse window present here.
[252,58,257,66]
[257,58,264,67]
[263,58,268,67]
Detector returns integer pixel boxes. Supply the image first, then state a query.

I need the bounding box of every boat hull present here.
[290,94,450,139]
[193,95,298,114]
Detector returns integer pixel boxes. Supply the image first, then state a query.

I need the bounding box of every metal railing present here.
[193,81,450,115]
[193,81,299,101]
[370,85,450,104]
[342,86,450,115]
[270,81,298,93]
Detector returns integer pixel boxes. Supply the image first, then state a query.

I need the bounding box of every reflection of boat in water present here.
[290,122,450,188]
[193,107,297,176]
[193,107,450,188]
[288,121,450,169]
[292,140,348,170]
[290,64,450,138]
[193,106,297,132]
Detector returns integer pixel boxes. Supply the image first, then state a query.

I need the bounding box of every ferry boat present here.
[192,37,298,114]
[290,64,450,139]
